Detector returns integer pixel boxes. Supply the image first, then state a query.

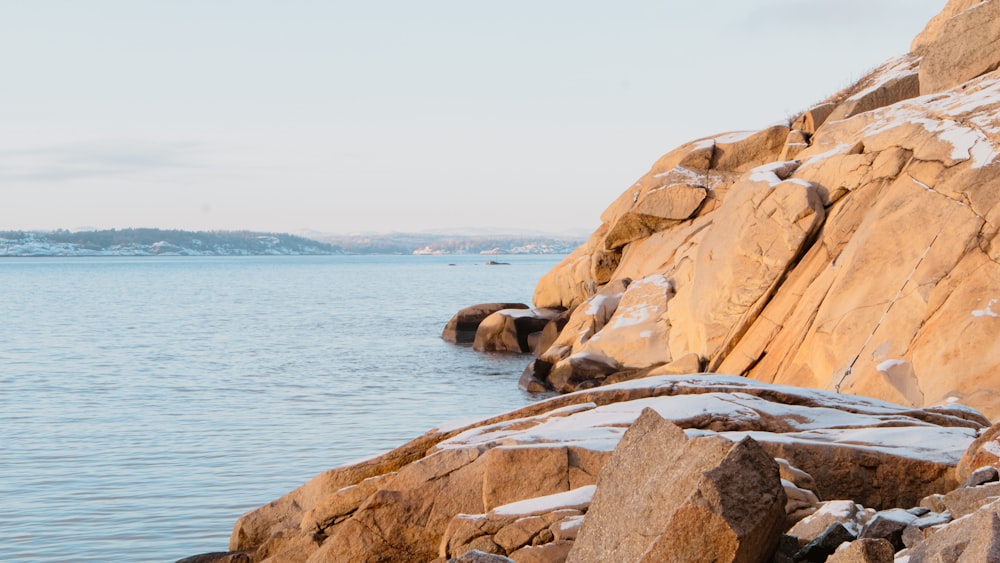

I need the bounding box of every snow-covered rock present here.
[209,375,986,562]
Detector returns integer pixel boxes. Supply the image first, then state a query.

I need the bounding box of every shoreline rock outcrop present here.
[185,2,1000,561]
[183,374,992,562]
[519,0,1000,422]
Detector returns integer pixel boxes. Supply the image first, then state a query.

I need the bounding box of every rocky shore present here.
[183,1,1000,561]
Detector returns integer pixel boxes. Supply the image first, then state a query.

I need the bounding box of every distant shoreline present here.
[0,228,582,257]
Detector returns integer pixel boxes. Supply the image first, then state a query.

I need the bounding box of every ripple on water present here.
[0,255,557,562]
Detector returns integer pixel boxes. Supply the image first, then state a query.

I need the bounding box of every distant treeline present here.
[0,228,340,254]
[316,232,583,254]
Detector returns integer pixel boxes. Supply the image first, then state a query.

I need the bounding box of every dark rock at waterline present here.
[441,303,529,344]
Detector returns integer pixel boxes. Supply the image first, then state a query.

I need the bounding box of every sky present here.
[1,0,948,235]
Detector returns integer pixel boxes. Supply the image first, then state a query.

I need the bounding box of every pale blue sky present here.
[1,1,946,234]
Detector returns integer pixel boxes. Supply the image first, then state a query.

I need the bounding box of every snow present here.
[876,359,907,372]
[559,515,585,531]
[982,440,1000,458]
[814,500,860,521]
[845,55,918,104]
[692,139,715,151]
[872,508,918,526]
[910,177,935,193]
[715,130,757,144]
[718,426,976,465]
[585,293,622,316]
[801,143,854,168]
[859,76,1000,169]
[972,298,1000,318]
[491,485,596,516]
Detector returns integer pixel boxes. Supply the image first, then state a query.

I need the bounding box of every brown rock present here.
[482,447,569,511]
[547,353,620,393]
[958,422,1000,482]
[791,103,835,135]
[826,538,895,563]
[900,499,1000,561]
[474,308,564,353]
[507,541,573,563]
[668,173,824,370]
[603,183,707,250]
[710,125,791,173]
[568,409,786,562]
[299,472,393,534]
[493,516,548,553]
[918,0,1000,94]
[788,501,869,544]
[943,481,1000,518]
[827,55,920,121]
[175,552,251,563]
[443,303,530,344]
[314,446,489,562]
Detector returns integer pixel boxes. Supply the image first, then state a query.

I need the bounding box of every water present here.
[0,254,561,562]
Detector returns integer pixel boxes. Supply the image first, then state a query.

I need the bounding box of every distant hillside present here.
[0,229,582,256]
[0,229,340,256]
[315,232,583,255]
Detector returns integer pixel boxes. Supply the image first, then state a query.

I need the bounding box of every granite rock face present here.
[527,0,1000,420]
[191,375,986,562]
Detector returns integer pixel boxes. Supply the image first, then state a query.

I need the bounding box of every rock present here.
[963,466,1000,489]
[793,521,856,561]
[783,479,820,524]
[440,488,593,560]
[311,446,490,562]
[447,551,514,563]
[792,103,835,135]
[942,481,1000,518]
[957,422,1000,482]
[603,183,707,250]
[442,303,530,344]
[919,494,947,513]
[779,129,810,161]
[474,308,564,353]
[826,55,920,121]
[772,535,801,563]
[518,359,552,393]
[523,8,1000,421]
[710,125,791,173]
[858,508,917,551]
[917,0,1000,94]
[899,499,1000,561]
[788,501,869,543]
[556,275,674,377]
[668,170,824,370]
[507,541,573,563]
[175,552,251,563]
[826,538,894,563]
[546,352,620,393]
[567,409,786,562]
[482,447,569,511]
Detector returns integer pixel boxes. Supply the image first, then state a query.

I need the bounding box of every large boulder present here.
[442,303,529,344]
[568,409,786,562]
[917,0,1000,94]
[473,307,565,353]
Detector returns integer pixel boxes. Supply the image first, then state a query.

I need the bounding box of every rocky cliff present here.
[524,0,1000,421]
[183,2,1000,561]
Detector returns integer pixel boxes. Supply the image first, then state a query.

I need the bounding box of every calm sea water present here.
[0,254,561,562]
